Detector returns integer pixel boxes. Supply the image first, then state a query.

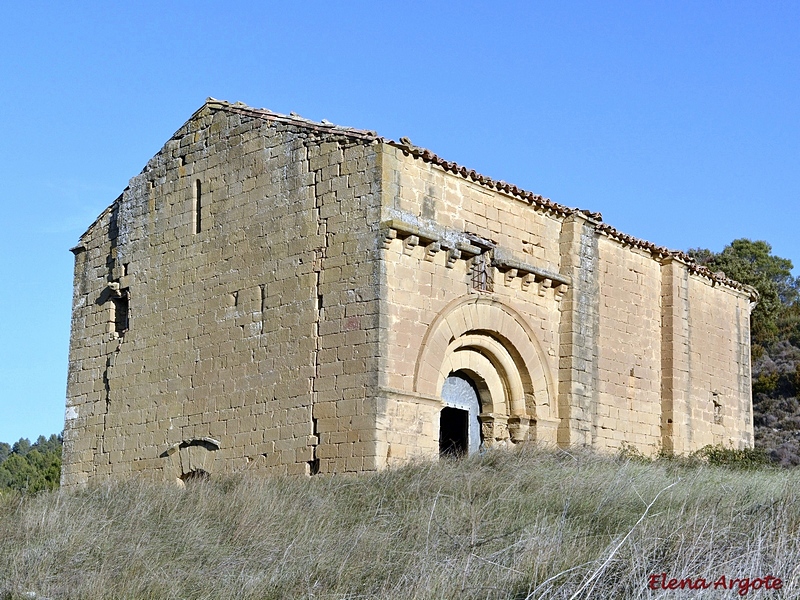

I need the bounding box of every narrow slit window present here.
[193,180,202,234]
[471,251,494,292]
[112,295,129,335]
[712,394,722,425]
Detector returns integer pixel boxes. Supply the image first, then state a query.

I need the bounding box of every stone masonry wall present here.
[63,105,382,486]
[371,144,754,460]
[684,274,753,448]
[593,237,662,452]
[660,260,754,453]
[557,215,599,448]
[376,145,566,465]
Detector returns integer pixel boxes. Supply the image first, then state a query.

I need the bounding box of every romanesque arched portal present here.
[414,296,559,447]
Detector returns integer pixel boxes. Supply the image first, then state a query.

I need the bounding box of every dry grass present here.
[1,446,798,599]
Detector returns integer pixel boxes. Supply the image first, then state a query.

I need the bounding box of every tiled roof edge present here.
[383,137,755,299]
[594,222,758,299]
[386,139,589,220]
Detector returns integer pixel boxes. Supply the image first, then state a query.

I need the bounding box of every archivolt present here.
[441,335,524,416]
[414,296,556,421]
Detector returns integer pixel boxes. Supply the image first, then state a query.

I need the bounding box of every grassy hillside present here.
[1,447,796,600]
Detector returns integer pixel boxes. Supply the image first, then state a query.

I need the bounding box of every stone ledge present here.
[491,248,571,288]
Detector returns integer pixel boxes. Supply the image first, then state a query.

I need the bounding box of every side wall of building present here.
[660,262,754,453]
[374,146,754,461]
[63,107,382,486]
[63,205,120,486]
[375,145,565,465]
[684,274,754,449]
[592,237,663,452]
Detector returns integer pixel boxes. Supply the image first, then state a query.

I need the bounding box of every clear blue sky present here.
[0,1,797,443]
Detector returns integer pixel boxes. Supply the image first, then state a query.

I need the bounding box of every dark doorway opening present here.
[440,407,469,457]
[441,372,482,455]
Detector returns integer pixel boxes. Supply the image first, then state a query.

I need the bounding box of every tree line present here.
[690,239,800,465]
[0,434,62,494]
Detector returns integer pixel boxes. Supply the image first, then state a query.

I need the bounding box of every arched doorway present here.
[415,297,561,447]
[440,372,482,456]
[161,437,220,486]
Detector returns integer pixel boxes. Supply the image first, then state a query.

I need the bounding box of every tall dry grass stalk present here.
[1,446,797,599]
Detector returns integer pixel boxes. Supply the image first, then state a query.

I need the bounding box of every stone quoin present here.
[62,99,757,486]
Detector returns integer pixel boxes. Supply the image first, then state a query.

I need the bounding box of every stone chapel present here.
[62,99,756,486]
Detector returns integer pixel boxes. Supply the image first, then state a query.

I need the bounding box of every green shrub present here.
[753,371,780,395]
[692,444,772,469]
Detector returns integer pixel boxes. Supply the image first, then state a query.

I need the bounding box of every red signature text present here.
[648,573,782,596]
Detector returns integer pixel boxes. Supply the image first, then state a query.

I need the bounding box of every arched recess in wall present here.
[414,296,558,445]
[162,438,220,486]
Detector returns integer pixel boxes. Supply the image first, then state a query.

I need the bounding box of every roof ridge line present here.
[205,98,380,142]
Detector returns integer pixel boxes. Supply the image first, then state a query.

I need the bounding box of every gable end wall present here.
[63,107,382,486]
